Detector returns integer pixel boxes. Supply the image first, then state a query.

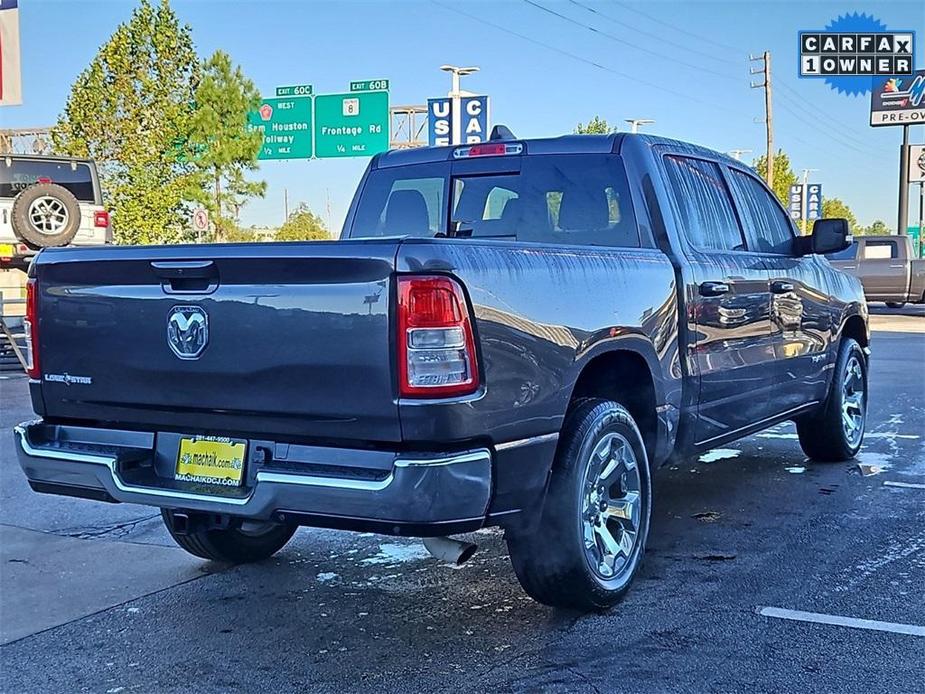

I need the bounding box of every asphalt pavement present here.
[1,307,923,693]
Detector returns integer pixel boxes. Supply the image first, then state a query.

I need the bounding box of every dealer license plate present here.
[175,436,247,487]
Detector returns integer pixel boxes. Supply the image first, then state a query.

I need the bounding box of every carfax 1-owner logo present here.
[799,12,916,96]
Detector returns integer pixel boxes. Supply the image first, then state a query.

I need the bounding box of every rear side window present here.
[727,168,795,255]
[863,241,897,259]
[662,156,744,252]
[352,163,447,237]
[826,242,857,260]
[452,155,639,247]
[0,159,97,202]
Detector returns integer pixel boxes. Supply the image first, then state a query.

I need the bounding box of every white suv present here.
[0,155,111,269]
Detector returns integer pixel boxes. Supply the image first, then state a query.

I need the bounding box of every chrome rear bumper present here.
[14,421,492,534]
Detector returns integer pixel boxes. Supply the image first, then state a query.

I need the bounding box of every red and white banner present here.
[0,0,22,106]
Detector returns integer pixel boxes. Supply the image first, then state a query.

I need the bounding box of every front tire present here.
[796,338,867,462]
[507,399,652,611]
[161,509,297,563]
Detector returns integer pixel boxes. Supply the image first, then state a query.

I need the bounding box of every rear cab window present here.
[348,154,639,248]
[863,240,897,259]
[0,159,99,203]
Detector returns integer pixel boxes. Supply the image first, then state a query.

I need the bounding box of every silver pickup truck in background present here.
[827,234,925,307]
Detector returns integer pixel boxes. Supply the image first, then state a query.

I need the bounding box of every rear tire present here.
[506,399,651,611]
[796,338,867,462]
[161,509,297,563]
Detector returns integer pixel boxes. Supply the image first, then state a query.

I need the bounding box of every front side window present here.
[0,159,97,202]
[662,156,745,252]
[727,168,795,255]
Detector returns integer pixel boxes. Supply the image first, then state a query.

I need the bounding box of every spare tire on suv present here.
[11,183,81,249]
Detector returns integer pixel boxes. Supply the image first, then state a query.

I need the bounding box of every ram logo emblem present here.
[167,306,209,360]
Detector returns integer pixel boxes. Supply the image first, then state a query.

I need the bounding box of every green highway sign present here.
[248,97,313,160]
[350,79,389,92]
[314,90,389,158]
[276,84,313,97]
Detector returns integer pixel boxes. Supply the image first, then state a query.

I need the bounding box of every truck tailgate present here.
[32,241,401,443]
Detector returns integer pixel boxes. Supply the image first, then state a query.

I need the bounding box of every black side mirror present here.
[810,218,851,255]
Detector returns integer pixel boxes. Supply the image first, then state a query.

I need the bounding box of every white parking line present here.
[884,481,925,490]
[758,607,925,637]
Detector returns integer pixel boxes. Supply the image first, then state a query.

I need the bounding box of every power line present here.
[568,0,740,68]
[523,0,743,83]
[774,89,880,156]
[431,1,754,117]
[610,0,746,54]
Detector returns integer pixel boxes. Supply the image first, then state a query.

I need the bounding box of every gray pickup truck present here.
[827,234,925,307]
[15,133,869,610]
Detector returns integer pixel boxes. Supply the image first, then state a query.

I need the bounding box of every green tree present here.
[53,0,200,245]
[858,219,890,236]
[752,149,797,207]
[187,50,266,241]
[275,204,329,241]
[822,197,859,234]
[575,116,617,134]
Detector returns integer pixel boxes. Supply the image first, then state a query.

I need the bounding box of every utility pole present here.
[898,126,911,235]
[728,149,752,161]
[625,118,655,134]
[800,168,819,235]
[750,51,773,189]
[440,65,479,145]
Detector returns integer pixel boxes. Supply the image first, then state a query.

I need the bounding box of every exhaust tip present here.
[423,536,478,566]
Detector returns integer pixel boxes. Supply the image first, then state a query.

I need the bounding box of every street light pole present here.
[440,65,479,145]
[728,149,752,161]
[625,118,655,134]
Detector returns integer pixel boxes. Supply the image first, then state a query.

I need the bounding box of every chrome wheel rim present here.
[28,196,69,235]
[842,354,866,448]
[581,432,642,580]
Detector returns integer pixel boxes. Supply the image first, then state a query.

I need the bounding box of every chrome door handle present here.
[770,280,794,294]
[889,264,904,269]
[699,281,730,297]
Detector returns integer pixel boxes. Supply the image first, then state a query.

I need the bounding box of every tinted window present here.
[826,242,857,260]
[453,155,638,247]
[863,241,897,259]
[727,169,795,254]
[349,155,639,248]
[663,156,744,252]
[0,159,97,202]
[351,164,447,237]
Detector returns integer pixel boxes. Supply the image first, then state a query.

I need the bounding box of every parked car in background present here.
[14,133,869,611]
[0,155,111,270]
[827,234,925,307]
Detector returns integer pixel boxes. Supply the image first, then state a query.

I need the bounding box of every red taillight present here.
[453,142,523,159]
[397,276,479,398]
[94,210,110,227]
[24,279,39,379]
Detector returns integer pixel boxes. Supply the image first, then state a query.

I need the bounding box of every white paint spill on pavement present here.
[316,572,338,583]
[757,432,919,441]
[884,481,925,490]
[361,542,430,565]
[758,606,925,637]
[785,466,806,474]
[699,448,741,463]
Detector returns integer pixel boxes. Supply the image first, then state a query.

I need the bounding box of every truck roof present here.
[373,132,742,169]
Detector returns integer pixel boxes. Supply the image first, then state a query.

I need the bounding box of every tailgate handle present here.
[151,260,218,293]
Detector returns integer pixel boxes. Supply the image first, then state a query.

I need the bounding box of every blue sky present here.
[3,0,923,232]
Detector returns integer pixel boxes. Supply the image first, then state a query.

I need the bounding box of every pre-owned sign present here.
[870,70,925,127]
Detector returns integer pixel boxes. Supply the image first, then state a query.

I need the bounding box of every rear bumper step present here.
[14,421,492,534]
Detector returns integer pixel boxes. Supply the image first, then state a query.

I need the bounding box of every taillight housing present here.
[24,278,39,379]
[94,210,110,228]
[397,276,479,398]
